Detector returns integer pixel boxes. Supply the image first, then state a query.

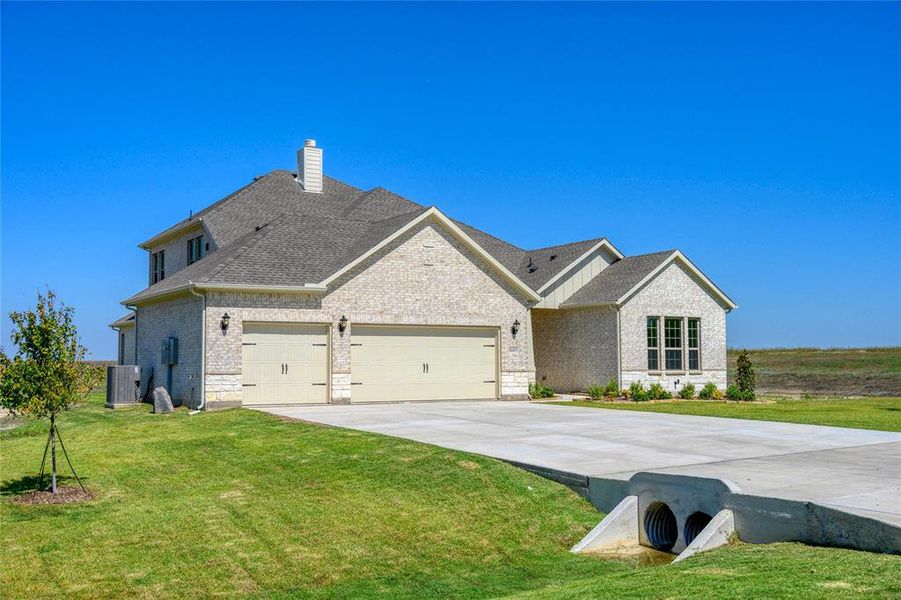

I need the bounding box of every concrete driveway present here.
[255,401,901,525]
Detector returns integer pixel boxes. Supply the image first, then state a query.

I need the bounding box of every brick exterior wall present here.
[619,261,728,393]
[134,294,204,408]
[146,224,206,284]
[532,306,618,393]
[117,326,136,365]
[199,220,535,406]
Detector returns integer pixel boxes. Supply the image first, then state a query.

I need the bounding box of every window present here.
[664,317,683,370]
[187,235,205,265]
[647,317,659,371]
[688,319,700,371]
[151,250,165,284]
[119,333,125,365]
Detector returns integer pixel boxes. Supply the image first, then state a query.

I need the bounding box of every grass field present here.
[558,395,901,431]
[2,395,899,598]
[727,347,901,397]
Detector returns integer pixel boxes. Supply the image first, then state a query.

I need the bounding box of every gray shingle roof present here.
[518,238,610,291]
[125,207,428,303]
[127,168,637,304]
[561,250,676,306]
[109,312,136,328]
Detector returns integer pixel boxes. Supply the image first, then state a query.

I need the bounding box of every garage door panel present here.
[351,326,498,403]
[242,323,329,405]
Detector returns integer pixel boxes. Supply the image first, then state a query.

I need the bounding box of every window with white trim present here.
[187,235,204,265]
[151,250,165,284]
[647,317,660,371]
[664,317,683,371]
[688,318,701,371]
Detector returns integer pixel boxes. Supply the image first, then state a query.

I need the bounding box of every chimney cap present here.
[304,139,317,148]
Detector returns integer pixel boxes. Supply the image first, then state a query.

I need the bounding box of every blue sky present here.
[2,2,899,359]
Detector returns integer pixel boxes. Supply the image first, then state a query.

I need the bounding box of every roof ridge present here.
[622,249,678,260]
[526,237,607,253]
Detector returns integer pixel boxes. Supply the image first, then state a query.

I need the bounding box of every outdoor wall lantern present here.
[338,315,348,333]
[511,319,521,337]
[220,312,231,332]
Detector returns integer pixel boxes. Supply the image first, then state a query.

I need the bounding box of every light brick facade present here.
[117,325,136,366]
[129,222,729,407]
[134,294,204,408]
[619,261,728,393]
[532,305,618,392]
[196,220,535,407]
[146,223,206,285]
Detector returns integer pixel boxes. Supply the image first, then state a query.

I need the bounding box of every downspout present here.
[188,285,206,413]
[125,303,139,394]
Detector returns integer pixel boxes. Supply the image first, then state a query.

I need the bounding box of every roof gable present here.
[561,250,737,310]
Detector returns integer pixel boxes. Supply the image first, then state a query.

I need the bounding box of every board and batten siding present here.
[535,247,618,309]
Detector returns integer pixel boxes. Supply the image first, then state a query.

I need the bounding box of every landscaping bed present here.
[553,395,901,432]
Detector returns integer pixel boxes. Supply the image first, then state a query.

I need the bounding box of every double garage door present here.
[242,323,498,405]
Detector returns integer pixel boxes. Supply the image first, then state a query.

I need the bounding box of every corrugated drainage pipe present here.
[644,502,678,551]
[684,511,713,546]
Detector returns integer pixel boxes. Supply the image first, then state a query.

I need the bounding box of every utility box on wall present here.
[160,337,179,365]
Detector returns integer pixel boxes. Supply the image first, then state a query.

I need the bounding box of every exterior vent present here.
[297,139,323,193]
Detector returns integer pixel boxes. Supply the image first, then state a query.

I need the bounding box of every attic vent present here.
[549,254,557,261]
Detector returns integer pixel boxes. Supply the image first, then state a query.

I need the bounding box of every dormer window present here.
[187,235,205,265]
[151,251,165,284]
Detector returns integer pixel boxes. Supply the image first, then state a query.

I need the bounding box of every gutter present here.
[188,285,206,413]
[122,282,328,307]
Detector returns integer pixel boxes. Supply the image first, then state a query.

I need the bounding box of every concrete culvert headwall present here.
[644,502,678,551]
[684,511,713,545]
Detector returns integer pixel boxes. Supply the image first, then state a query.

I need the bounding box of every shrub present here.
[620,388,632,400]
[629,381,649,402]
[679,383,696,399]
[712,388,726,401]
[736,350,756,400]
[586,385,604,400]
[528,382,555,399]
[698,382,718,400]
[647,383,672,400]
[603,378,619,398]
[726,384,742,401]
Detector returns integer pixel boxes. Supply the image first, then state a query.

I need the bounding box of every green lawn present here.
[727,347,901,397]
[2,395,898,598]
[555,396,901,432]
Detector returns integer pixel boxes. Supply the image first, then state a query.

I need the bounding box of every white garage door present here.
[351,326,498,402]
[242,323,329,405]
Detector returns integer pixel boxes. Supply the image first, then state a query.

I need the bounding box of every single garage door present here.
[351,326,498,402]
[242,322,329,405]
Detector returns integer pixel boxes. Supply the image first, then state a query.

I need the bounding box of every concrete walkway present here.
[254,401,901,525]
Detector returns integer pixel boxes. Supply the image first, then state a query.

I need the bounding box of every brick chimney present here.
[297,139,323,193]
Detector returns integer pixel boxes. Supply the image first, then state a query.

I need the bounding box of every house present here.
[112,140,736,410]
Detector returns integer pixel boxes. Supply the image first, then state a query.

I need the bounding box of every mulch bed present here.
[10,487,94,505]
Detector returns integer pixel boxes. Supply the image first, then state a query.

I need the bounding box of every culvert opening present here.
[644,502,678,552]
[684,511,713,545]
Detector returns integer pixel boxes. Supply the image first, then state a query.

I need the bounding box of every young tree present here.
[735,350,756,401]
[0,290,102,493]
